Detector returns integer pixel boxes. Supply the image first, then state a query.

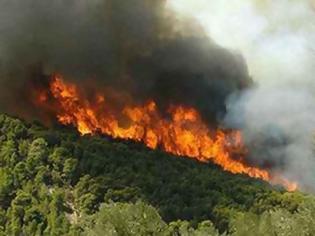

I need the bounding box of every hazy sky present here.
[168,0,315,88]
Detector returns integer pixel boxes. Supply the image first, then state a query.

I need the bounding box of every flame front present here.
[37,74,297,191]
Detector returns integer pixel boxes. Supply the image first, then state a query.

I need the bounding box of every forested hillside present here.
[0,114,314,235]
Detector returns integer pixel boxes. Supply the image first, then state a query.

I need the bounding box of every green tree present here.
[0,140,18,167]
[84,202,168,236]
[0,168,14,208]
[26,138,48,175]
[45,189,70,236]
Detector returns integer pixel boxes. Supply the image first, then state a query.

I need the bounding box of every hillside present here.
[0,113,314,235]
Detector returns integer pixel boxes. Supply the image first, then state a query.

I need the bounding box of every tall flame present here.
[36,74,297,191]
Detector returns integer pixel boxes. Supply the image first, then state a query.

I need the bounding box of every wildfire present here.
[36,74,297,191]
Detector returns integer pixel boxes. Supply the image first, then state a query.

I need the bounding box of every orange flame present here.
[38,74,297,191]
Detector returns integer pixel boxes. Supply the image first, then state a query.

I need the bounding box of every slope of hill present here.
[0,114,314,235]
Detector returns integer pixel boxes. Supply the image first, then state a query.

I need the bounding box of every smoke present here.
[225,88,315,190]
[2,0,314,189]
[0,0,250,125]
[169,0,315,190]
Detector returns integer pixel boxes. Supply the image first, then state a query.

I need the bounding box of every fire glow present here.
[36,74,297,191]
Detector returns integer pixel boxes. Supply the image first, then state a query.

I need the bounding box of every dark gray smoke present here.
[0,0,251,125]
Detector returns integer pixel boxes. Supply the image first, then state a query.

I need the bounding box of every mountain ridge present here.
[0,113,314,235]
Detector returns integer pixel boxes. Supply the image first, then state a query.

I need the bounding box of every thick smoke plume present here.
[170,0,315,190]
[0,0,250,126]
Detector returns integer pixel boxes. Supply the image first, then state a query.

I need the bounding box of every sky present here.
[167,0,315,87]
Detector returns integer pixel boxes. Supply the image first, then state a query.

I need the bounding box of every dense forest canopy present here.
[0,113,314,235]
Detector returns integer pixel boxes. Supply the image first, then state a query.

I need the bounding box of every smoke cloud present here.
[3,0,314,189]
[169,0,315,190]
[0,0,250,125]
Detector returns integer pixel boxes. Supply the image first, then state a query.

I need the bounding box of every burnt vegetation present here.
[0,114,314,235]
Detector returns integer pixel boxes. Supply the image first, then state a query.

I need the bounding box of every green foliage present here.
[85,201,168,236]
[0,140,19,168]
[0,168,14,208]
[229,198,315,236]
[0,114,314,235]
[252,191,306,214]
[168,220,220,236]
[104,187,141,203]
[74,175,107,214]
[27,138,48,175]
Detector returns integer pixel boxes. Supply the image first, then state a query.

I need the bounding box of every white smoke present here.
[168,0,315,190]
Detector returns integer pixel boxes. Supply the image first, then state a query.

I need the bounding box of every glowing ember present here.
[36,74,297,191]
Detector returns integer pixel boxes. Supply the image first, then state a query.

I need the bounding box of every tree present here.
[26,138,48,175]
[45,189,70,236]
[84,202,168,236]
[0,140,18,167]
[0,168,14,208]
[230,199,315,236]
